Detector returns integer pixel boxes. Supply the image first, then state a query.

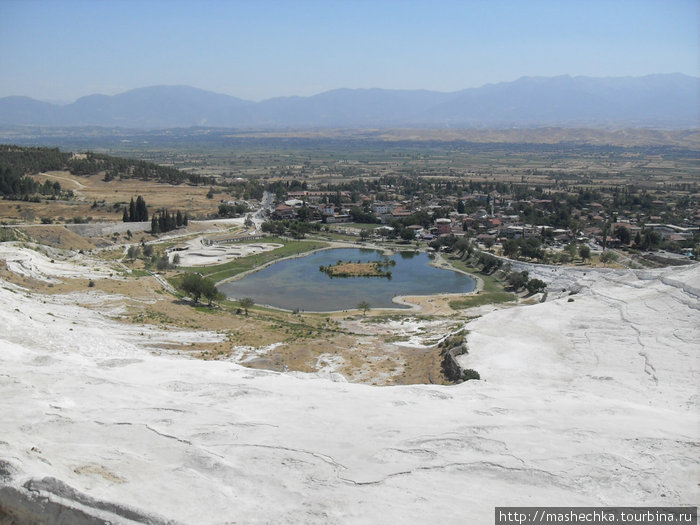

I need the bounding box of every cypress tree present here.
[136,196,148,221]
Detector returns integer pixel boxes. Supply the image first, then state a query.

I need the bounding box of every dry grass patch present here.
[0,171,223,224]
[18,226,97,251]
[321,261,391,278]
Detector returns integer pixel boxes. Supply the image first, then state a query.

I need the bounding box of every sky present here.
[1,0,698,103]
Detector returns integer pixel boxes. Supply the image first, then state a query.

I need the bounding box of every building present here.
[371,202,389,215]
[272,204,295,220]
[435,218,452,235]
[644,224,698,240]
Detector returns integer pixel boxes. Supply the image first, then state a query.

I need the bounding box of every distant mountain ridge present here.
[1,75,697,129]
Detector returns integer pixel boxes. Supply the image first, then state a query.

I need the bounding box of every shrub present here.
[156,255,170,271]
[526,278,547,295]
[462,369,480,381]
[507,270,529,290]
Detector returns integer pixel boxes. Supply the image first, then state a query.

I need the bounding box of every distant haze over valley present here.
[1,74,697,130]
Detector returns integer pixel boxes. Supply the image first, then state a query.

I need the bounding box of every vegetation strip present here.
[178,238,328,284]
[319,259,395,278]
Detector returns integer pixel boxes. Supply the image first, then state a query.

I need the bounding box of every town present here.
[260,171,699,267]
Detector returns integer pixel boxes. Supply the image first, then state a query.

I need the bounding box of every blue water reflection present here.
[218,248,475,312]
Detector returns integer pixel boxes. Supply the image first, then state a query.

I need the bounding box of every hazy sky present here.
[1,0,698,102]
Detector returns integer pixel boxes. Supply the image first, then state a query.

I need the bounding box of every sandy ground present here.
[0,240,697,523]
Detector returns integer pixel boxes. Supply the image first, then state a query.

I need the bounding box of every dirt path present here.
[38,171,87,197]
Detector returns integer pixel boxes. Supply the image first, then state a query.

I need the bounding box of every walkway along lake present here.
[218,248,476,312]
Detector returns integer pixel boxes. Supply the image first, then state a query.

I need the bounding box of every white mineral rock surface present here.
[0,244,697,524]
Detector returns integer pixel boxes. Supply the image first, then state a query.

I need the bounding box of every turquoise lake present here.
[217,248,475,312]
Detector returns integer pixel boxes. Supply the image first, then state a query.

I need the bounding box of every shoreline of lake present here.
[218,246,477,312]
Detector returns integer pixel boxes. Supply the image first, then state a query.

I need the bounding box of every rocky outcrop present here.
[0,477,174,525]
[440,344,469,383]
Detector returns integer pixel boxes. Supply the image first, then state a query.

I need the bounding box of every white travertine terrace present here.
[0,243,697,524]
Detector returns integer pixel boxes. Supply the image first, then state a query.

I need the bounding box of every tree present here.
[526,278,547,295]
[615,225,631,246]
[357,301,371,316]
[180,273,220,306]
[454,237,472,257]
[478,253,502,273]
[599,250,618,266]
[461,368,480,381]
[400,228,416,241]
[359,228,371,241]
[349,206,379,224]
[508,270,529,291]
[124,195,148,222]
[156,255,170,271]
[579,245,591,262]
[135,196,148,221]
[239,297,254,316]
[640,230,662,251]
[296,205,311,222]
[126,245,140,261]
[128,197,136,222]
[602,222,611,249]
[181,273,204,303]
[502,239,519,258]
[202,279,224,306]
[566,242,578,260]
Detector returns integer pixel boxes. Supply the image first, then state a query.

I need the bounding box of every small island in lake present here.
[319,259,395,279]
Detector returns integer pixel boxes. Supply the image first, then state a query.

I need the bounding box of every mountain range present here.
[1,74,697,129]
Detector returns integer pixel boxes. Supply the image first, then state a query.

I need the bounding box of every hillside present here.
[0,243,697,523]
[1,74,697,129]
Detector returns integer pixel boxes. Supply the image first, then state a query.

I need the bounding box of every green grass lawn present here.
[448,291,516,310]
[445,256,503,293]
[444,255,517,309]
